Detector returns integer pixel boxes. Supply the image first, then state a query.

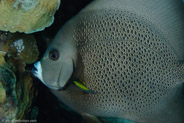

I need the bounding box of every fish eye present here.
[49,50,59,61]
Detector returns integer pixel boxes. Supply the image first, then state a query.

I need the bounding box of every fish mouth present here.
[32,64,38,75]
[32,61,42,78]
[32,61,45,86]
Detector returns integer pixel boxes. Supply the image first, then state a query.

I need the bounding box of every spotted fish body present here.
[34,0,184,123]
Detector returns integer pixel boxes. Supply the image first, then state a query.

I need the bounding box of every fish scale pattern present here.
[73,10,180,117]
[75,10,176,63]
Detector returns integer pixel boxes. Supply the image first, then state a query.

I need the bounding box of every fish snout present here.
[32,61,45,84]
[32,63,38,75]
[32,61,42,77]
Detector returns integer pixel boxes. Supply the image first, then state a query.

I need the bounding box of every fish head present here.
[32,37,75,90]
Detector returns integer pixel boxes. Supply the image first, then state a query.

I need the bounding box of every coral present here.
[0,51,38,122]
[0,52,17,122]
[15,72,38,120]
[0,51,8,66]
[0,0,60,33]
[0,82,6,104]
[0,31,13,42]
[0,31,13,51]
[1,33,39,64]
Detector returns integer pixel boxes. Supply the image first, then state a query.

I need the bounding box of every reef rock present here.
[1,33,39,64]
[0,51,38,122]
[0,82,6,104]
[0,0,60,33]
[0,52,17,122]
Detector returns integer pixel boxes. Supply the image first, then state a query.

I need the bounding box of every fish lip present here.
[32,65,38,74]
[32,63,39,76]
[32,61,45,84]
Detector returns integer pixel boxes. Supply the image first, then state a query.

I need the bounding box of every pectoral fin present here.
[73,81,95,94]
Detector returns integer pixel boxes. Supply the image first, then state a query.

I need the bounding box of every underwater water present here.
[0,0,183,123]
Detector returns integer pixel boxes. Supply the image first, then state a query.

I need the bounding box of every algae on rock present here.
[0,42,38,122]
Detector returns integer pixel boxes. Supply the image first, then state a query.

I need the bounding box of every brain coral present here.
[0,0,60,33]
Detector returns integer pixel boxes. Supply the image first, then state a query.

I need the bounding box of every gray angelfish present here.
[33,0,184,123]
